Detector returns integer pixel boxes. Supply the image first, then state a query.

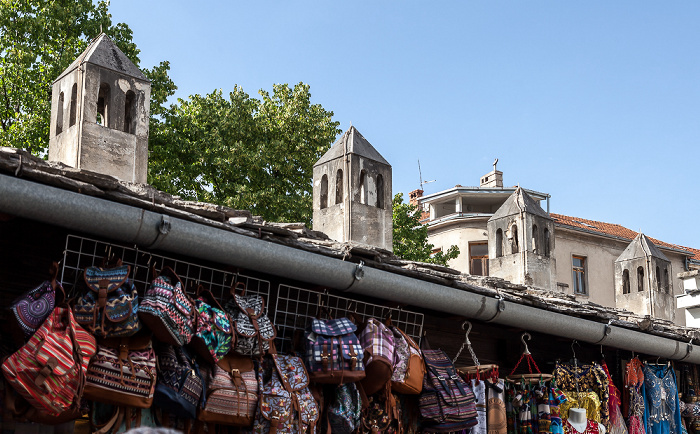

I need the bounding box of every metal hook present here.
[571,339,580,361]
[521,332,532,355]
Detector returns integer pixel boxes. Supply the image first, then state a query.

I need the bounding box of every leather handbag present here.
[198,352,259,426]
[139,266,196,346]
[84,333,157,408]
[305,316,365,384]
[153,342,205,419]
[1,307,96,417]
[254,348,320,434]
[388,320,425,394]
[10,262,62,337]
[419,338,478,432]
[359,317,395,395]
[73,262,141,338]
[190,285,233,363]
[225,282,276,356]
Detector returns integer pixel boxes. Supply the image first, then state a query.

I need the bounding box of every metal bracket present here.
[354,261,365,281]
[484,295,506,322]
[679,340,694,361]
[148,215,171,249]
[594,320,613,344]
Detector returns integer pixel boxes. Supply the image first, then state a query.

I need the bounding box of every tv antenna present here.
[418,159,436,191]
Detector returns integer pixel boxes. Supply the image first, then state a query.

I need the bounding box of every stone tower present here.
[615,233,674,321]
[487,188,556,288]
[48,34,151,183]
[312,126,392,251]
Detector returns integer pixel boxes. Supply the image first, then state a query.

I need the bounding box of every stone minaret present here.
[487,188,556,288]
[48,34,151,183]
[312,126,392,251]
[615,233,674,321]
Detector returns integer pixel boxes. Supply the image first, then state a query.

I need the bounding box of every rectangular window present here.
[572,255,587,295]
[470,242,489,276]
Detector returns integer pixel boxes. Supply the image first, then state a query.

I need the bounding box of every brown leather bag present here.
[387,319,425,395]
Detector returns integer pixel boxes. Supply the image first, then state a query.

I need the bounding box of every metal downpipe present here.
[0,174,697,363]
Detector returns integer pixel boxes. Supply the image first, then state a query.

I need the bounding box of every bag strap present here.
[230,281,247,297]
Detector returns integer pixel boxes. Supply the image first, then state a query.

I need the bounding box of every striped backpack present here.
[419,345,478,432]
[139,266,196,346]
[1,307,96,417]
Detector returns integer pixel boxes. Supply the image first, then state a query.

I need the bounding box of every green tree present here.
[392,193,459,266]
[148,83,341,225]
[0,0,174,154]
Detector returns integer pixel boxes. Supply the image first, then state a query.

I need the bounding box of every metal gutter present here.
[0,174,697,363]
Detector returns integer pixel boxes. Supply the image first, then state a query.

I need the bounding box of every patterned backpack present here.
[328,383,362,434]
[190,286,233,363]
[225,282,276,356]
[153,343,205,419]
[360,383,402,434]
[254,350,320,434]
[198,352,259,426]
[419,342,478,432]
[139,266,195,346]
[2,307,96,417]
[10,262,62,337]
[359,317,395,395]
[305,316,365,384]
[73,262,141,338]
[84,333,158,409]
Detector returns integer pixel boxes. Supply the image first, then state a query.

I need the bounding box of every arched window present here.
[656,266,661,292]
[544,228,551,257]
[97,83,110,126]
[637,266,645,292]
[359,170,367,204]
[335,169,343,204]
[124,90,136,133]
[320,175,328,209]
[69,83,77,127]
[510,224,519,254]
[622,269,630,294]
[495,229,503,258]
[376,174,384,209]
[532,224,539,253]
[56,91,64,135]
[664,268,670,293]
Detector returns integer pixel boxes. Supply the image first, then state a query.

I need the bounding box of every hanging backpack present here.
[305,315,365,384]
[153,342,205,420]
[359,317,395,395]
[1,307,96,417]
[360,383,402,434]
[10,262,62,338]
[225,281,276,356]
[328,383,362,434]
[254,348,320,434]
[388,320,425,395]
[190,285,233,363]
[84,333,157,409]
[198,352,260,427]
[419,338,478,432]
[73,261,141,338]
[139,266,196,346]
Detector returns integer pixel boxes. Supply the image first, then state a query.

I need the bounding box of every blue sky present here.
[109,1,700,249]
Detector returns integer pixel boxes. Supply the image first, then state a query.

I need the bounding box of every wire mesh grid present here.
[274,284,424,353]
[59,235,270,302]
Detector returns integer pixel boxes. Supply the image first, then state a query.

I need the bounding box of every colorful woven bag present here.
[190,286,233,363]
[139,266,195,346]
[1,307,96,417]
[198,353,259,426]
[254,351,320,434]
[389,322,424,394]
[225,282,276,356]
[359,317,395,395]
[84,334,157,408]
[305,316,365,384]
[10,267,62,337]
[73,263,141,338]
[153,343,204,419]
[419,345,478,432]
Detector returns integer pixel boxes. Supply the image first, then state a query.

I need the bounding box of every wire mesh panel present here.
[275,284,424,353]
[60,235,270,303]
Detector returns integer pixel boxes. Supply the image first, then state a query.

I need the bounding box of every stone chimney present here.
[480,158,503,188]
[48,34,151,183]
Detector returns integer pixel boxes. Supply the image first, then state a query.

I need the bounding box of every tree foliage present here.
[148,83,341,225]
[0,0,174,154]
[392,193,460,266]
